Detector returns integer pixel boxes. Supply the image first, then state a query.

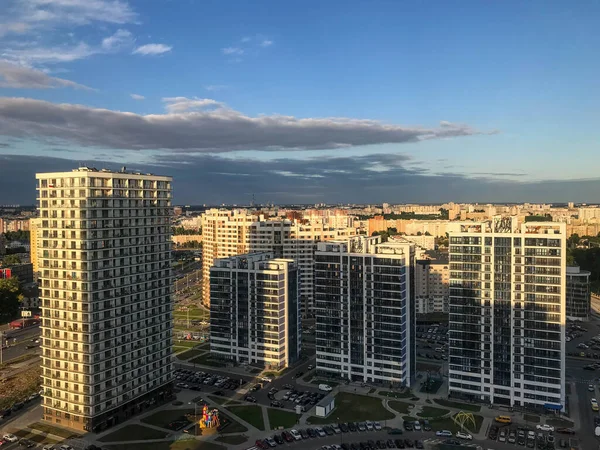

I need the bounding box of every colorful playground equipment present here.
[199,404,220,429]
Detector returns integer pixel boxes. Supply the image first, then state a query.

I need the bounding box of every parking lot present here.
[415,324,448,362]
[487,422,578,450]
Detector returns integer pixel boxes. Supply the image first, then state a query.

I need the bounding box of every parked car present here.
[456,431,472,440]
[3,435,18,443]
[436,430,452,437]
[537,424,555,432]
[319,384,333,392]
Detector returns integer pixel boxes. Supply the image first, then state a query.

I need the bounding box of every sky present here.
[0,0,599,205]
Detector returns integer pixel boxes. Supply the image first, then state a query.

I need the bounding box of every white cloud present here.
[19,0,137,28]
[204,85,228,92]
[0,97,494,153]
[0,22,30,37]
[260,39,273,47]
[2,42,96,65]
[130,93,145,100]
[133,43,172,55]
[101,29,133,51]
[241,36,251,43]
[0,60,93,90]
[222,47,244,55]
[162,97,224,113]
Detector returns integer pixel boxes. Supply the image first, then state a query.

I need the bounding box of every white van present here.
[319,384,333,392]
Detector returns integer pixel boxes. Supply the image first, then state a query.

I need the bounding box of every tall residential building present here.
[314,236,415,386]
[201,209,356,316]
[415,257,449,314]
[448,218,566,411]
[209,253,300,369]
[37,168,173,432]
[30,217,41,277]
[566,266,591,321]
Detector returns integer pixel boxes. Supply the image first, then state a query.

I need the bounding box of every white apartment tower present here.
[314,236,415,386]
[448,217,566,411]
[210,253,300,369]
[37,168,173,432]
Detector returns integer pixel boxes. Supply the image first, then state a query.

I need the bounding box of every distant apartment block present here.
[415,257,449,314]
[448,218,566,411]
[566,266,591,321]
[209,253,300,369]
[395,235,436,250]
[201,208,356,316]
[314,236,415,386]
[37,168,173,432]
[30,217,41,277]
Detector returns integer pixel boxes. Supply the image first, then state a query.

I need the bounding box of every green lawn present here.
[173,307,208,320]
[417,406,450,418]
[174,340,199,349]
[28,422,81,439]
[189,353,228,367]
[409,413,483,434]
[141,408,196,429]
[433,399,481,412]
[227,405,265,431]
[524,414,540,423]
[13,431,59,445]
[267,408,298,429]
[177,349,206,361]
[379,390,414,399]
[218,412,249,434]
[105,440,226,450]
[98,424,170,442]
[307,392,395,424]
[388,401,413,414]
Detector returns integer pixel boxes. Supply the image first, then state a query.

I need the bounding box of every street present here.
[1,325,41,364]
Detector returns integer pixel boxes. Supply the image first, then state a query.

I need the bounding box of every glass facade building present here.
[566,266,591,321]
[210,253,300,369]
[314,236,415,386]
[448,218,566,411]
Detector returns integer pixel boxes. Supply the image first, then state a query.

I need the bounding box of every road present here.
[1,325,41,364]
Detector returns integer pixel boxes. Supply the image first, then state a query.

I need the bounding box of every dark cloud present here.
[1,153,600,205]
[0,97,494,153]
[0,61,93,90]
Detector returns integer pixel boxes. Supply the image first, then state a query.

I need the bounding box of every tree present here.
[424,231,432,236]
[2,254,21,266]
[0,277,22,322]
[568,233,580,247]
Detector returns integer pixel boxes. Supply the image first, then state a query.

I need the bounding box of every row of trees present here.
[0,277,22,323]
[3,230,30,242]
[172,227,201,236]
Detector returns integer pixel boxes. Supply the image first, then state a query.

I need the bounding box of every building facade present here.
[566,266,591,321]
[314,236,415,386]
[209,253,300,369]
[37,168,173,432]
[415,258,449,314]
[30,217,41,277]
[448,218,566,411]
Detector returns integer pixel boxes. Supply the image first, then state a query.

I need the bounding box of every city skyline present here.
[1,1,600,204]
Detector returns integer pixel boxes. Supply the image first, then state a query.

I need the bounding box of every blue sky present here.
[0,0,599,204]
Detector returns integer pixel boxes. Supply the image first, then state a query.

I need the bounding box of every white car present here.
[59,445,74,450]
[316,427,326,437]
[374,421,382,430]
[456,431,473,440]
[436,430,452,437]
[413,420,421,431]
[365,420,374,431]
[536,424,555,432]
[290,429,302,441]
[261,376,273,383]
[319,384,333,392]
[590,384,595,392]
[3,434,18,443]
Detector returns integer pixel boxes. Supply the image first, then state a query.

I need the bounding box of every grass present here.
[388,401,413,414]
[379,390,414,399]
[433,398,481,412]
[141,408,196,429]
[417,406,450,418]
[174,340,199,349]
[177,350,206,361]
[218,412,249,434]
[1,353,39,367]
[307,392,394,424]
[13,430,59,445]
[226,405,265,431]
[189,353,228,367]
[215,435,248,445]
[28,422,80,439]
[0,366,41,409]
[98,424,170,442]
[105,440,226,450]
[267,408,298,429]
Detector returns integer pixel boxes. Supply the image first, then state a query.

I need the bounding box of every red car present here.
[282,431,294,443]
[255,440,267,450]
